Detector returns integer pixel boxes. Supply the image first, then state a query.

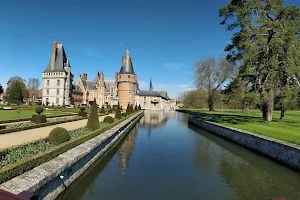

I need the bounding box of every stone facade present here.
[41,42,73,106]
[41,43,172,110]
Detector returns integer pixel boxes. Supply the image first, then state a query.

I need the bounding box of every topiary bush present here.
[138,104,141,110]
[100,106,105,114]
[80,107,85,112]
[134,104,138,111]
[48,127,70,145]
[35,106,44,115]
[32,106,46,123]
[108,108,113,113]
[86,98,100,130]
[78,107,87,117]
[122,113,127,117]
[115,109,122,119]
[103,116,114,124]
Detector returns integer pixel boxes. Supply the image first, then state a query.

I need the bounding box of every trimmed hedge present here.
[31,115,47,124]
[0,117,88,135]
[0,111,143,184]
[103,116,114,124]
[0,113,78,124]
[48,127,70,145]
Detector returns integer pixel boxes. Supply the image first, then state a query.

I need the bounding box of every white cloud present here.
[162,62,186,71]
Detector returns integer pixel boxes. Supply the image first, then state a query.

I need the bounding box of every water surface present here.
[57,111,300,200]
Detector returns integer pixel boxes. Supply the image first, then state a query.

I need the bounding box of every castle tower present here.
[42,42,74,106]
[117,46,136,109]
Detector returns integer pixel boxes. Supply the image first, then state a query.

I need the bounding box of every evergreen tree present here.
[86,98,100,130]
[0,84,3,95]
[134,104,138,111]
[220,1,300,121]
[115,107,122,119]
[138,104,141,110]
[126,103,131,114]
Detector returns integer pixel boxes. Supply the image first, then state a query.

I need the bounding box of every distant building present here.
[136,78,173,111]
[26,90,43,104]
[42,42,73,106]
[41,42,174,110]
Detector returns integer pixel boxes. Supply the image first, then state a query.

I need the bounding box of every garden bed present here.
[0,116,87,135]
[0,113,78,124]
[0,111,143,183]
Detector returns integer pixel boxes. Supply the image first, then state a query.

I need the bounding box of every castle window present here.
[57,89,59,95]
[57,80,60,86]
[119,75,121,78]
[144,96,146,100]
[47,80,49,86]
[129,91,132,97]
[128,75,130,78]
[47,89,49,95]
[56,98,59,104]
[46,98,49,103]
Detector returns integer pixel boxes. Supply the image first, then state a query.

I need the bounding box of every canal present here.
[57,111,300,200]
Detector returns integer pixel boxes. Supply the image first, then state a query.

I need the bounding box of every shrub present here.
[138,104,141,110]
[86,99,100,130]
[103,116,114,124]
[122,113,127,117]
[108,108,113,113]
[115,109,122,119]
[100,106,105,114]
[31,115,47,124]
[80,107,86,112]
[78,111,87,117]
[48,127,70,145]
[35,106,44,115]
[134,104,138,111]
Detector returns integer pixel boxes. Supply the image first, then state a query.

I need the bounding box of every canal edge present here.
[188,116,300,171]
[0,111,144,200]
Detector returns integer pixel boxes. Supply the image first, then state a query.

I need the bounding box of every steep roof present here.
[43,43,69,73]
[72,85,82,93]
[104,80,115,92]
[138,90,170,100]
[119,48,135,74]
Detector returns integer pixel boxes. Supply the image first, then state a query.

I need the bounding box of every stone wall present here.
[188,117,300,171]
[0,112,144,199]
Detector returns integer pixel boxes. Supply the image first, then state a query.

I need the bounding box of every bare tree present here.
[192,56,235,111]
[27,78,40,90]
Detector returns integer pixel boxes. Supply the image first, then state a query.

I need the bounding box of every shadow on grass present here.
[198,115,282,125]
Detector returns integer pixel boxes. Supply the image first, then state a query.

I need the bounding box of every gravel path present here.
[0,114,114,150]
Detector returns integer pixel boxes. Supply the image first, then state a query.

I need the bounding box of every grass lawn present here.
[0,110,76,122]
[180,108,300,146]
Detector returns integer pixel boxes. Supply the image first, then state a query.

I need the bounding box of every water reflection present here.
[117,125,138,175]
[190,124,300,200]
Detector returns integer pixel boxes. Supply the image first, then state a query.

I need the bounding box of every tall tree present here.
[0,84,3,95]
[220,0,300,121]
[192,56,235,111]
[27,78,40,90]
[6,76,28,104]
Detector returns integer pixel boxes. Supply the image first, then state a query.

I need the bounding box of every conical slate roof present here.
[119,48,135,74]
[43,43,69,73]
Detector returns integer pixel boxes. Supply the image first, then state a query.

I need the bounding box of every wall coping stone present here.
[0,112,143,195]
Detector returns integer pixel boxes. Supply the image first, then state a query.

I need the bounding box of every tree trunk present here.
[261,90,274,122]
[280,107,286,120]
[208,96,214,111]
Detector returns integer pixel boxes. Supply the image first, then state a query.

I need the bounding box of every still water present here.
[57,111,300,200]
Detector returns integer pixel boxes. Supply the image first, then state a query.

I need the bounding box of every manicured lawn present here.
[180,108,300,146]
[0,110,76,122]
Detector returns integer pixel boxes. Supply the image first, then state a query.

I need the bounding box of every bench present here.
[0,189,36,200]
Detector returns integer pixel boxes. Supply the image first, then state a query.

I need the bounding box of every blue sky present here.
[0,0,299,98]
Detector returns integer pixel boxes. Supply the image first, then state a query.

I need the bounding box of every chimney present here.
[82,73,87,81]
[50,42,57,71]
[115,72,119,84]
